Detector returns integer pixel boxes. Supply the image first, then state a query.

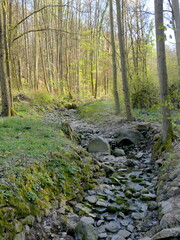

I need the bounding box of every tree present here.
[154,0,173,144]
[116,0,132,120]
[0,7,11,117]
[109,0,120,114]
[171,0,180,78]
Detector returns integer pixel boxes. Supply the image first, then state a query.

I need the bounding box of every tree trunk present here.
[0,9,11,116]
[116,0,132,120]
[171,0,180,78]
[109,0,120,114]
[154,0,173,143]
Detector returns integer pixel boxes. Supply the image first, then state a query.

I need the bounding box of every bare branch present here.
[12,4,66,30]
[12,28,78,43]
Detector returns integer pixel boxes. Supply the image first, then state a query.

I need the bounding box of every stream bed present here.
[28,109,160,240]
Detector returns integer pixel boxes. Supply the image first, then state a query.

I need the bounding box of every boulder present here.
[152,227,180,239]
[115,128,143,146]
[75,221,98,240]
[135,122,151,131]
[87,137,110,153]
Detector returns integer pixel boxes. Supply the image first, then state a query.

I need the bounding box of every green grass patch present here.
[77,99,116,122]
[0,117,68,170]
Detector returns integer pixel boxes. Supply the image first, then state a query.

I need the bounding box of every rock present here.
[66,214,80,231]
[136,152,144,159]
[135,122,151,131]
[152,227,180,239]
[105,221,121,233]
[115,128,143,146]
[98,232,108,238]
[96,199,108,207]
[88,137,110,153]
[140,193,156,201]
[113,148,125,157]
[75,221,98,240]
[85,195,98,204]
[127,225,134,232]
[14,220,23,233]
[139,238,151,240]
[131,212,145,220]
[14,232,25,240]
[21,215,35,226]
[101,164,115,175]
[116,229,131,238]
[111,235,126,240]
[74,203,91,214]
[81,216,95,225]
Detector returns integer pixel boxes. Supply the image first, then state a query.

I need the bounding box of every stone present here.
[116,230,131,238]
[127,225,134,232]
[80,216,95,225]
[98,232,108,239]
[139,238,151,240]
[88,137,110,153]
[21,215,35,226]
[75,221,98,240]
[96,199,108,207]
[74,203,91,214]
[131,212,145,220]
[85,195,98,204]
[105,221,121,233]
[14,220,23,233]
[115,128,143,146]
[152,227,180,239]
[111,235,126,240]
[67,214,80,231]
[97,220,104,227]
[135,122,151,131]
[14,232,25,240]
[113,148,125,157]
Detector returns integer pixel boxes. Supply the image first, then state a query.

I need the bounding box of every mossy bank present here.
[0,117,97,240]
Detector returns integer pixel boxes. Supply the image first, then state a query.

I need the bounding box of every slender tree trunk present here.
[154,0,173,143]
[171,0,180,78]
[3,0,12,106]
[0,9,11,116]
[109,0,120,114]
[116,0,132,120]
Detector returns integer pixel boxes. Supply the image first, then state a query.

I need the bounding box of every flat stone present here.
[152,227,180,239]
[127,225,135,232]
[113,148,125,157]
[74,203,91,214]
[97,220,104,227]
[88,137,110,153]
[116,229,131,238]
[96,199,108,207]
[111,235,126,240]
[131,212,145,220]
[135,122,151,131]
[85,195,98,204]
[105,221,121,233]
[81,216,95,225]
[98,232,108,239]
[139,238,151,240]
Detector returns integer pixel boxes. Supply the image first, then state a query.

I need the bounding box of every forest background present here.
[0,0,179,116]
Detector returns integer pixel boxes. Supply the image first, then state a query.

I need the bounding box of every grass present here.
[0,117,71,177]
[78,99,180,129]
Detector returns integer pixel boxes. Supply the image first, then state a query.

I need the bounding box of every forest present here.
[0,0,180,240]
